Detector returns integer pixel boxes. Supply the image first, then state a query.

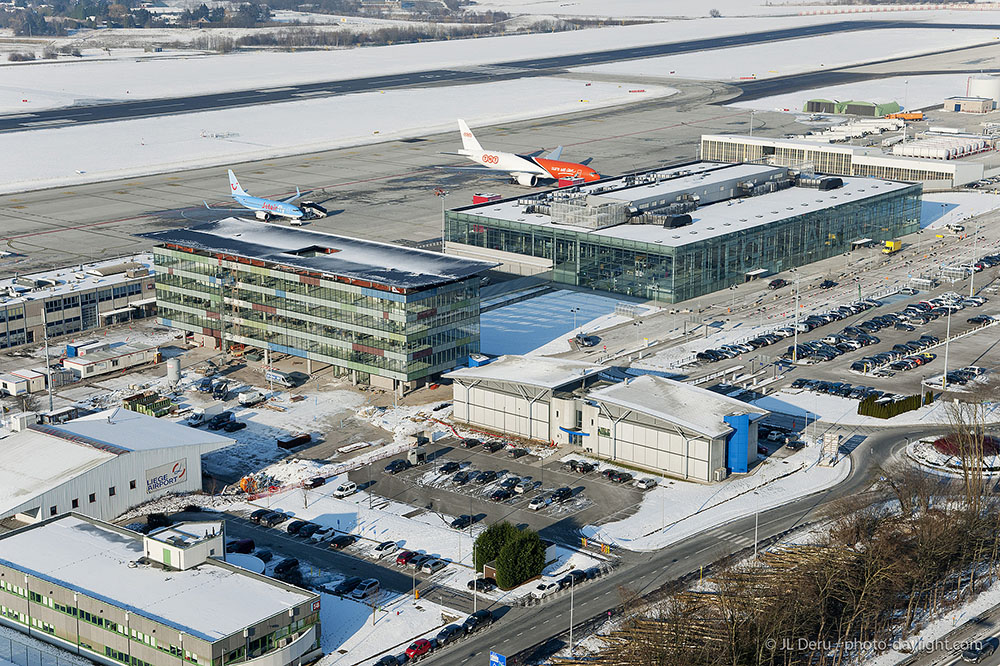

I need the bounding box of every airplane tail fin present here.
[228,169,247,197]
[457,119,483,152]
[544,146,564,161]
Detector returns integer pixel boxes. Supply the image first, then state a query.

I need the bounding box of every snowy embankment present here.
[582,443,850,551]
[0,77,675,195]
[574,28,1000,85]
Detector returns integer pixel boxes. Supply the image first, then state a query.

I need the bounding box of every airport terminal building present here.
[444,162,921,303]
[142,219,494,392]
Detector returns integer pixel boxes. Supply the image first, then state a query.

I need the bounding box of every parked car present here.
[575,333,600,348]
[768,278,789,290]
[452,471,471,485]
[273,558,299,575]
[249,508,271,523]
[331,576,362,596]
[226,539,254,554]
[351,578,380,600]
[451,515,474,529]
[440,461,460,474]
[329,535,358,550]
[421,559,448,574]
[462,610,494,633]
[254,549,272,562]
[384,460,410,474]
[286,520,308,535]
[819,279,837,289]
[396,550,416,566]
[405,639,432,659]
[409,554,434,570]
[436,624,463,646]
[262,512,288,527]
[483,441,505,453]
[552,487,574,502]
[297,523,320,539]
[490,488,513,502]
[468,577,497,592]
[531,581,559,599]
[305,477,326,489]
[962,639,997,663]
[461,438,481,448]
[514,478,533,494]
[507,448,527,459]
[475,470,498,484]
[333,481,357,498]
[374,540,398,556]
[528,496,551,511]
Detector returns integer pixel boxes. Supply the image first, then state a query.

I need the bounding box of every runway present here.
[0,19,994,133]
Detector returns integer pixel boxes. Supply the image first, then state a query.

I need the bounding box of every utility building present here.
[0,514,321,666]
[141,220,494,393]
[447,356,768,481]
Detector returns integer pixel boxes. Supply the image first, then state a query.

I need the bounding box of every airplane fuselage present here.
[233,192,304,219]
[459,149,601,183]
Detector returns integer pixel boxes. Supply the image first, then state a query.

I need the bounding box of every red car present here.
[396,550,416,566]
[405,639,432,659]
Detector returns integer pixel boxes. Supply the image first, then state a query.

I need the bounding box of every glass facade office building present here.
[445,165,922,303]
[143,220,492,389]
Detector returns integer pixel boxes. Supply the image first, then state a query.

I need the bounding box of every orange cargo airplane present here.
[447,119,601,186]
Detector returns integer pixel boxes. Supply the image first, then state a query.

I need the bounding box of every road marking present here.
[0,114,37,120]
[256,86,297,93]
[293,91,329,98]
[20,119,75,127]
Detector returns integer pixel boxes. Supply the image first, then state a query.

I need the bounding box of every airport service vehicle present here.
[238,390,265,406]
[882,239,902,255]
[187,404,225,427]
[264,369,295,388]
[450,119,601,186]
[227,170,326,221]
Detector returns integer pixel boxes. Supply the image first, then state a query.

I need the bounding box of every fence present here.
[0,634,78,666]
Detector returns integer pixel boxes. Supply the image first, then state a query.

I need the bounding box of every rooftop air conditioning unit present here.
[713,467,729,482]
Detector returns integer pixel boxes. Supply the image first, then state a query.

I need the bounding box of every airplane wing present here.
[544,146,564,161]
[435,165,511,175]
[279,187,312,203]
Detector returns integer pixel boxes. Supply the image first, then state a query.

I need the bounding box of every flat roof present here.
[445,355,608,390]
[588,375,767,439]
[140,218,495,290]
[62,343,156,366]
[0,515,314,642]
[460,168,914,248]
[0,254,152,308]
[42,408,233,454]
[0,430,114,517]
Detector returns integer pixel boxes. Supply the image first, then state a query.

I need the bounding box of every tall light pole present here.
[749,109,756,137]
[570,307,580,331]
[568,576,575,655]
[633,320,642,348]
[970,226,979,297]
[942,307,952,390]
[753,490,760,560]
[792,280,800,363]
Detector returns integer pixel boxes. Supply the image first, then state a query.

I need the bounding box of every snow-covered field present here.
[574,28,1000,84]
[922,192,1000,230]
[0,77,674,195]
[581,443,850,551]
[730,72,975,114]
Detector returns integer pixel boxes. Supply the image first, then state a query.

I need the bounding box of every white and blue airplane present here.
[228,170,326,223]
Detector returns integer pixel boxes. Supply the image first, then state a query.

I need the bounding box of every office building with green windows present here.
[141,219,493,392]
[444,162,921,303]
[0,514,321,666]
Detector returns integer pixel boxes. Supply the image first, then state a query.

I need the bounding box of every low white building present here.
[62,343,159,379]
[0,408,233,523]
[447,356,768,481]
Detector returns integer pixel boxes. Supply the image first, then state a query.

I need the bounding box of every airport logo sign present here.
[146,459,188,494]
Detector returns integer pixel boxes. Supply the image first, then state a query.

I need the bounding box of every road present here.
[0,20,994,133]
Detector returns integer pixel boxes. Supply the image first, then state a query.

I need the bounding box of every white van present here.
[238,390,265,406]
[333,481,357,498]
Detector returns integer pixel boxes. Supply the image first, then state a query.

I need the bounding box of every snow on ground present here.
[525,302,662,356]
[0,77,674,195]
[581,442,850,551]
[922,192,1000,230]
[0,621,93,666]
[731,72,974,113]
[574,28,1000,83]
[905,438,1000,477]
[750,388,1000,427]
[318,592,455,666]
[356,401,455,445]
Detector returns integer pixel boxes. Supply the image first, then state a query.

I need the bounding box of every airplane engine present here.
[255,210,272,222]
[513,173,539,187]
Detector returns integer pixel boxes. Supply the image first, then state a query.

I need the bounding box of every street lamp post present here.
[942,307,952,390]
[633,320,642,348]
[753,491,760,559]
[569,576,575,655]
[792,280,800,363]
[970,226,979,297]
[570,307,580,331]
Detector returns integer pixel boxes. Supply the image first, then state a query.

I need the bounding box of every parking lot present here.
[354,439,647,542]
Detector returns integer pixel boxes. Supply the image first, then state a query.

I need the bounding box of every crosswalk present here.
[701,526,755,548]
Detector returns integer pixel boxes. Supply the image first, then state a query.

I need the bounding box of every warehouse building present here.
[0,514,320,666]
[700,134,985,188]
[943,96,994,114]
[0,408,233,523]
[141,219,494,393]
[803,99,901,117]
[445,162,920,303]
[0,255,156,350]
[447,356,768,480]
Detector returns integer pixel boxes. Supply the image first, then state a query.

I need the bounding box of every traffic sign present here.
[490,651,506,666]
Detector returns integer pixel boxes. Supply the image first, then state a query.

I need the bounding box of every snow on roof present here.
[140,218,496,290]
[62,343,157,366]
[0,254,152,307]
[0,430,114,517]
[588,375,768,439]
[45,408,233,453]
[0,515,314,642]
[445,355,608,389]
[148,522,224,546]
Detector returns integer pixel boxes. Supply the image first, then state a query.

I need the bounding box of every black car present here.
[212,380,230,400]
[462,610,494,633]
[575,333,600,348]
[451,514,474,529]
[226,539,254,554]
[490,488,513,502]
[286,520,308,535]
[610,471,633,484]
[297,523,320,538]
[273,558,299,575]
[768,278,789,290]
[436,624,464,646]
[452,471,471,485]
[332,576,362,596]
[962,639,997,663]
[254,549,272,563]
[552,487,573,502]
[468,577,497,592]
[440,461,460,474]
[374,656,398,666]
[569,569,587,584]
[305,477,326,489]
[206,412,233,430]
[329,535,358,550]
[819,279,837,289]
[249,508,271,523]
[475,470,498,484]
[498,476,520,489]
[384,460,410,474]
[262,512,288,527]
[223,420,247,433]
[461,438,481,448]
[483,441,505,453]
[575,461,596,474]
